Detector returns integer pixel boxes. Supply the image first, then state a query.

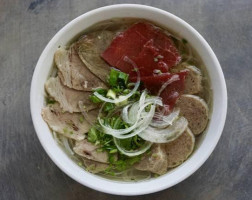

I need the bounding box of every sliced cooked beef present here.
[176,94,209,135]
[76,30,115,82]
[82,158,109,173]
[41,104,97,141]
[55,46,107,91]
[165,128,195,167]
[73,139,109,163]
[134,144,168,175]
[45,77,96,113]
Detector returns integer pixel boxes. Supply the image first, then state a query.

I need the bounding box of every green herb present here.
[69,131,74,135]
[123,89,130,94]
[108,68,129,90]
[103,102,115,112]
[46,97,56,105]
[106,89,116,99]
[108,68,119,87]
[109,154,117,164]
[87,127,98,143]
[117,136,145,151]
[95,88,108,96]
[109,149,118,154]
[90,95,103,103]
[129,91,140,101]
[118,71,129,86]
[79,116,84,123]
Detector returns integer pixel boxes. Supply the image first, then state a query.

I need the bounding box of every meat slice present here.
[82,158,109,173]
[76,30,115,82]
[176,95,209,135]
[73,140,109,163]
[55,46,107,91]
[45,77,96,113]
[130,72,187,113]
[102,22,181,76]
[171,63,202,94]
[165,128,195,168]
[134,144,168,175]
[159,72,187,112]
[41,104,97,140]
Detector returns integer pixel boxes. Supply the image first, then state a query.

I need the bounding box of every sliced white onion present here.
[98,102,156,136]
[61,136,74,155]
[157,74,180,96]
[114,137,152,157]
[128,91,147,124]
[111,105,156,139]
[121,103,133,124]
[150,108,180,129]
[139,117,188,143]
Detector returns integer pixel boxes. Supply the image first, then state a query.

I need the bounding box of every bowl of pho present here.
[30,4,227,195]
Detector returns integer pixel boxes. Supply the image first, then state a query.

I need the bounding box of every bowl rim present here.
[30,4,227,196]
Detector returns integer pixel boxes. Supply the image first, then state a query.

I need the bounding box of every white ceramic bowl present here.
[30,4,227,195]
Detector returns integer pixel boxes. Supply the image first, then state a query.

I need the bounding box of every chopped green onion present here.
[90,95,103,103]
[115,96,128,106]
[123,89,130,94]
[87,127,98,143]
[108,68,119,86]
[109,154,117,164]
[106,89,116,99]
[109,149,118,154]
[95,88,108,96]
[96,148,104,152]
[79,116,84,123]
[118,72,129,85]
[103,102,115,112]
[127,83,135,88]
[46,97,56,104]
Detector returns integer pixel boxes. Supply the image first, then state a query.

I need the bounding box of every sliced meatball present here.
[76,30,115,82]
[176,94,209,135]
[73,140,109,163]
[55,46,107,91]
[171,63,202,94]
[82,158,109,173]
[41,104,98,141]
[165,128,195,168]
[45,77,96,113]
[134,144,168,175]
